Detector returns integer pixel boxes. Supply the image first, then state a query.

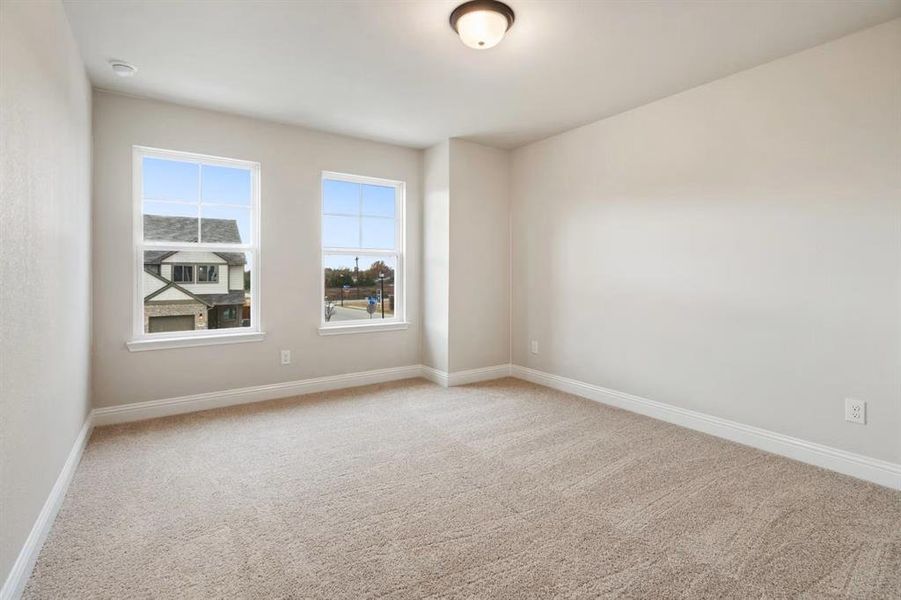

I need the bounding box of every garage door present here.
[148,315,195,333]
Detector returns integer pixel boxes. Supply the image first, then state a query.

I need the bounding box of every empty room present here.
[2,0,900,597]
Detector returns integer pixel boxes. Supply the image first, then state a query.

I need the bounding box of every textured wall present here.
[511,20,901,463]
[448,140,510,372]
[421,142,450,371]
[0,0,92,586]
[421,139,511,374]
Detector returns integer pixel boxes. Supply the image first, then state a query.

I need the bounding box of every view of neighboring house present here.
[143,215,248,333]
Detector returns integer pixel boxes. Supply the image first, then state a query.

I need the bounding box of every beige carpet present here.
[24,378,901,598]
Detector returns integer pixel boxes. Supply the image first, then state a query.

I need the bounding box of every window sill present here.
[126,331,266,352]
[318,322,409,336]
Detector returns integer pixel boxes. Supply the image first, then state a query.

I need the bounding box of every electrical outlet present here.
[280,350,291,365]
[844,398,866,425]
[530,340,539,355]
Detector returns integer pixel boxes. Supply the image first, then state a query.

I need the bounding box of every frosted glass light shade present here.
[456,9,509,49]
[450,1,514,50]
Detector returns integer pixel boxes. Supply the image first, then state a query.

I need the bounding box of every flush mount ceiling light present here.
[450,0,515,49]
[109,60,137,77]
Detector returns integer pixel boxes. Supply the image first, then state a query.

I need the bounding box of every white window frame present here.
[128,146,263,351]
[319,171,407,335]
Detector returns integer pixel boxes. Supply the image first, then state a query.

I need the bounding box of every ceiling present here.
[63,0,901,149]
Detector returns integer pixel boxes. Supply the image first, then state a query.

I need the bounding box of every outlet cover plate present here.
[844,398,866,425]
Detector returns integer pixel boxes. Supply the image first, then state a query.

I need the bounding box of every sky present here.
[142,158,397,252]
[323,254,396,271]
[322,178,395,249]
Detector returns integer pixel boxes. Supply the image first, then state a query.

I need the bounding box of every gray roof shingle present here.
[143,215,245,266]
[214,252,247,266]
[143,215,243,244]
[195,291,246,306]
[143,250,172,264]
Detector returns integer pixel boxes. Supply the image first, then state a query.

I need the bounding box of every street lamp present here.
[378,272,386,319]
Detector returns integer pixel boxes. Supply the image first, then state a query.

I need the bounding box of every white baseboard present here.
[511,365,901,490]
[93,363,514,427]
[93,364,423,426]
[1,416,93,600]
[447,364,512,386]
[419,364,512,388]
[419,365,449,387]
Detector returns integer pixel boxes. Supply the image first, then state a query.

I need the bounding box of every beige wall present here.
[421,139,511,374]
[92,91,421,408]
[421,142,450,372]
[0,0,92,586]
[511,20,901,463]
[448,139,510,372]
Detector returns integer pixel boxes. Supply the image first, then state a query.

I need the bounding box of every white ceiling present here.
[63,0,901,149]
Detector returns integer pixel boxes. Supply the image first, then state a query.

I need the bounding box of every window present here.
[130,147,261,350]
[321,172,404,332]
[197,265,219,283]
[169,264,218,284]
[172,265,194,283]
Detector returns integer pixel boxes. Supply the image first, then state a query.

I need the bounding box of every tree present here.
[361,260,393,286]
[324,298,337,322]
[324,267,355,288]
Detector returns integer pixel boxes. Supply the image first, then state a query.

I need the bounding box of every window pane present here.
[361,217,394,249]
[172,265,194,283]
[201,165,251,206]
[200,205,251,245]
[197,265,219,283]
[323,179,359,215]
[144,200,198,218]
[322,215,360,248]
[323,254,396,323]
[143,250,251,333]
[142,157,198,201]
[361,184,395,217]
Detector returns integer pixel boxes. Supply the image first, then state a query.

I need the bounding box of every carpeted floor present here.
[24,378,901,598]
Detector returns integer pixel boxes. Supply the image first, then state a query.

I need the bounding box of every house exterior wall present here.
[164,251,229,265]
[178,278,228,295]
[229,265,244,291]
[142,270,167,296]
[150,286,197,302]
[160,251,229,294]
